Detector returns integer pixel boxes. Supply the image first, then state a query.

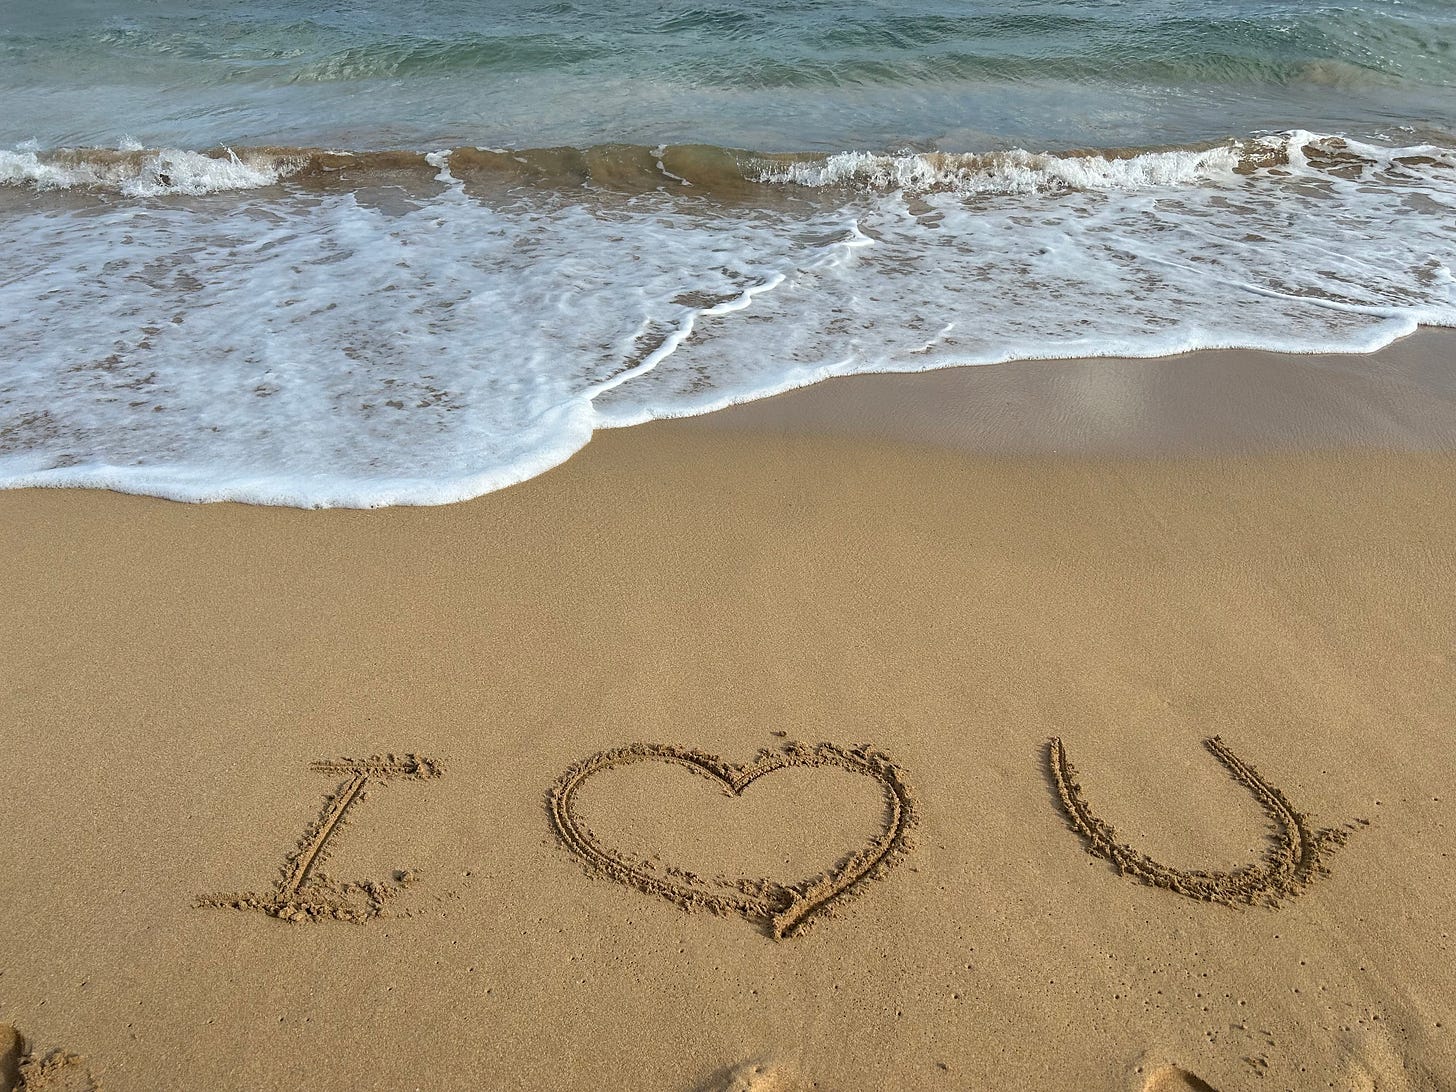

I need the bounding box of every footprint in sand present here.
[0,1027,17,1092]
[695,1061,811,1092]
[1333,1026,1439,1092]
[1048,735,1356,906]
[0,1025,99,1092]
[1142,1064,1217,1092]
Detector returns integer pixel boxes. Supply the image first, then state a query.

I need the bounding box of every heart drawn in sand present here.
[547,741,918,939]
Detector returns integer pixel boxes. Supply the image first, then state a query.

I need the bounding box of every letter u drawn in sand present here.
[196,753,443,923]
[548,741,918,939]
[1048,735,1356,906]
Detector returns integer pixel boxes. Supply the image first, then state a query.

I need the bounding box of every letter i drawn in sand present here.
[196,753,443,923]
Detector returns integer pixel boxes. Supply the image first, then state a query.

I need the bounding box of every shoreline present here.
[669,326,1456,458]
[3,327,1453,513]
[2,340,1454,1091]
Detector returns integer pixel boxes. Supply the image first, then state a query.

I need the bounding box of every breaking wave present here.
[6,131,1453,199]
[0,130,1452,507]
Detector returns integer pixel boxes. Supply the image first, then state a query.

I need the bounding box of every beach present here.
[3,334,1454,1091]
[4,0,1455,1087]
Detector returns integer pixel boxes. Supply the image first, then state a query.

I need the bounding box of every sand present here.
[1,334,1454,1090]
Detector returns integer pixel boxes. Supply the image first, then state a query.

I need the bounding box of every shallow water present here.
[2,2,1454,506]
[5,0,1455,150]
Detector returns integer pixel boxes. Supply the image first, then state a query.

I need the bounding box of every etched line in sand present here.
[547,741,918,939]
[196,753,443,923]
[1049,735,1356,907]
[1,1025,100,1092]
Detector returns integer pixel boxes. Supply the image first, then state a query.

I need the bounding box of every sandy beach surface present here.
[2,334,1454,1091]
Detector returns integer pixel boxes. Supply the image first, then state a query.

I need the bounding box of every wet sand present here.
[2,334,1454,1091]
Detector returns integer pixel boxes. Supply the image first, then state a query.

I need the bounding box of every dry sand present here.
[2,335,1454,1090]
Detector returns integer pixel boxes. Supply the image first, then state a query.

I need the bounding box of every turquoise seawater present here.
[3,0,1454,149]
[1,2,1454,506]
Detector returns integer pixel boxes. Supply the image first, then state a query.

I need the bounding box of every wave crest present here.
[0,146,304,196]
[3,132,1453,199]
[753,145,1242,193]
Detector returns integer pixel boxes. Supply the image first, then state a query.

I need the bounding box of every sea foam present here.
[0,146,304,196]
[755,145,1242,194]
[0,132,1452,507]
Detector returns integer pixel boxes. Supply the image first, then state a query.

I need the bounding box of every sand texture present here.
[2,337,1455,1090]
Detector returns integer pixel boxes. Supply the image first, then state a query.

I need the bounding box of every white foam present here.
[424,148,458,186]
[652,143,692,186]
[757,144,1242,194]
[0,132,1452,507]
[0,147,301,195]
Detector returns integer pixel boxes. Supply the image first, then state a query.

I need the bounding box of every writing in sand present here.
[196,736,1359,938]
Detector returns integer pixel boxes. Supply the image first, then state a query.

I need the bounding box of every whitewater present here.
[2,0,1455,506]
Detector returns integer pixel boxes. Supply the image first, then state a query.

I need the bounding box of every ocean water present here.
[2,1,1454,506]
